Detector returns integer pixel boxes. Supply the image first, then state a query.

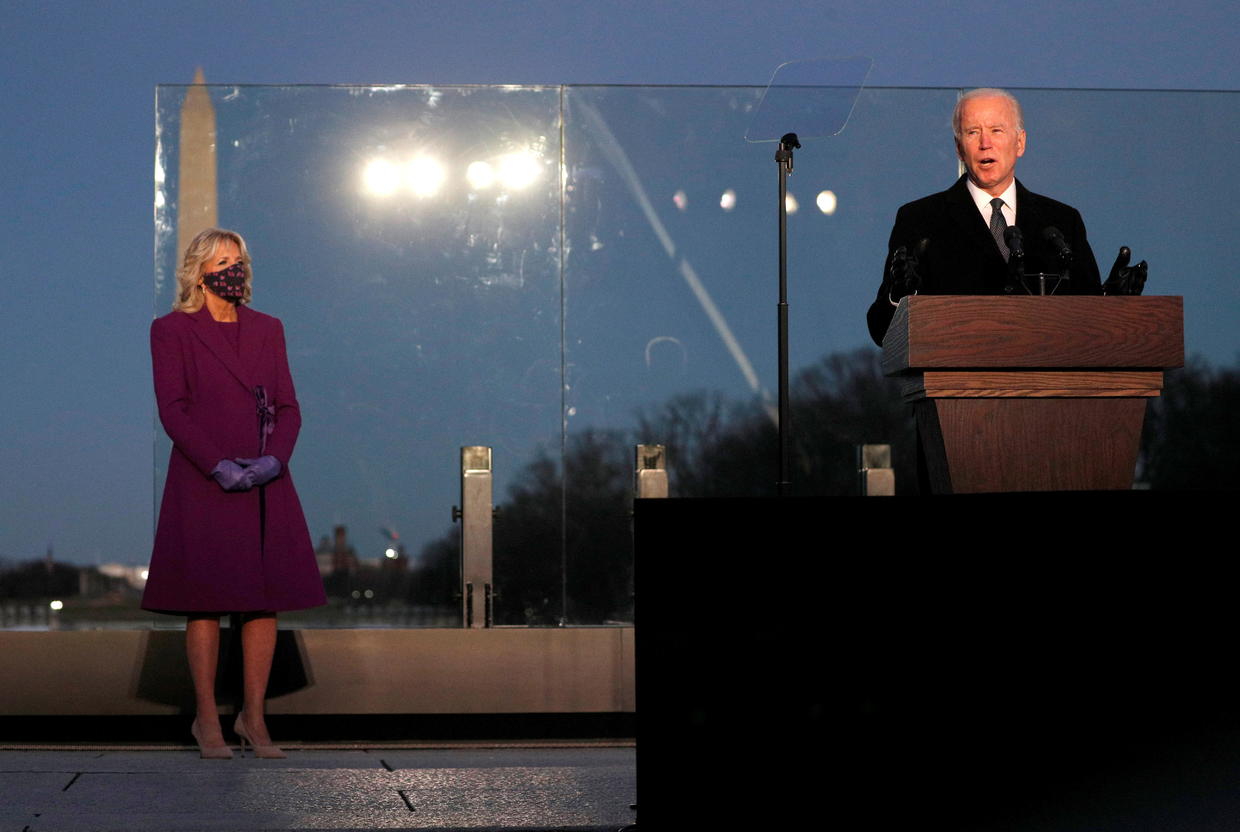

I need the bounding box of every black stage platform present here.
[635,492,1240,830]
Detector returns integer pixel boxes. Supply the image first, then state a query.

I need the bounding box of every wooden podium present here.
[882,296,1183,493]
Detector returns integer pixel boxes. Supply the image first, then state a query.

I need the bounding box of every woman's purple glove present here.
[235,455,282,488]
[211,460,252,492]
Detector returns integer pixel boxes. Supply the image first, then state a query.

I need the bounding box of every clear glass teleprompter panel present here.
[155,84,563,627]
[744,56,872,142]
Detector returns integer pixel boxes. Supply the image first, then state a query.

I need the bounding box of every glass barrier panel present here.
[11,85,1229,630]
[561,88,958,539]
[154,84,564,628]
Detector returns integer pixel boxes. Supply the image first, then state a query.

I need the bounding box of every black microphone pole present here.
[1003,226,1026,294]
[1042,226,1073,294]
[776,132,799,497]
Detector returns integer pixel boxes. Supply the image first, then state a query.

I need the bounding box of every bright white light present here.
[363,159,400,196]
[673,190,688,212]
[49,600,64,611]
[498,151,541,190]
[140,569,149,581]
[466,160,495,190]
[816,190,838,215]
[385,548,398,559]
[405,157,446,197]
[785,193,799,214]
[720,189,737,212]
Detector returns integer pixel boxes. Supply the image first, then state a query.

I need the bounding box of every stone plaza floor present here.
[0,743,636,831]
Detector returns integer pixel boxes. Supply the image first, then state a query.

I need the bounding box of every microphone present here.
[889,244,908,271]
[885,238,929,303]
[904,238,929,295]
[1042,226,1072,262]
[1003,226,1024,260]
[888,237,930,260]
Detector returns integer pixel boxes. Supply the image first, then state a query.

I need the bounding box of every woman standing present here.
[142,228,326,759]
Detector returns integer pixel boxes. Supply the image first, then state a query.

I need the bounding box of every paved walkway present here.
[0,744,635,831]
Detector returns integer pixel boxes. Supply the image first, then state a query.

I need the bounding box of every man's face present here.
[955,95,1026,196]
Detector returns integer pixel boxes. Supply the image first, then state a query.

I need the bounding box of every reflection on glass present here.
[362,158,401,197]
[466,160,495,190]
[404,156,447,197]
[497,150,542,190]
[816,190,837,215]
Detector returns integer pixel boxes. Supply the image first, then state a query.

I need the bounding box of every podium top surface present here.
[881,295,1184,374]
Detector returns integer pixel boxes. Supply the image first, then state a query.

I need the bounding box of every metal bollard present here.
[858,444,895,496]
[635,444,669,499]
[454,446,494,628]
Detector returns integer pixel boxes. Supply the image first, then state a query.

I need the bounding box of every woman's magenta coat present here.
[142,304,326,613]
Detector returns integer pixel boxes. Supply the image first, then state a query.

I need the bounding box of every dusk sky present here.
[2,0,1237,567]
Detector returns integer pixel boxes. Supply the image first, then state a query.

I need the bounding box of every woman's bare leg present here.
[238,612,278,745]
[186,615,226,744]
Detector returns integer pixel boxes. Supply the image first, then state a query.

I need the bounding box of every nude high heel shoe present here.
[191,719,233,760]
[234,712,287,759]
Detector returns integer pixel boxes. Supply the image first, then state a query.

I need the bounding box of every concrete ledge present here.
[0,627,635,716]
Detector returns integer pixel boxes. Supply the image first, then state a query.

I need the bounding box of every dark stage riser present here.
[635,493,1239,830]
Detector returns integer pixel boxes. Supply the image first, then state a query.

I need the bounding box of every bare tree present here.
[1141,356,1240,490]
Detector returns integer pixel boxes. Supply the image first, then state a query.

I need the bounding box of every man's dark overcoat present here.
[867,175,1102,345]
[142,304,326,613]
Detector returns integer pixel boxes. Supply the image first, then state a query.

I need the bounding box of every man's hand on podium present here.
[1103,246,1148,296]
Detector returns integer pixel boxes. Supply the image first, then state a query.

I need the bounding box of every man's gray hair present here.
[952,88,1025,139]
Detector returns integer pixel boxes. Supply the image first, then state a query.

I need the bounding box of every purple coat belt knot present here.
[254,385,275,454]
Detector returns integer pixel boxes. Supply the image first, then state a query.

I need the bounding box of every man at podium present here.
[867,88,1101,346]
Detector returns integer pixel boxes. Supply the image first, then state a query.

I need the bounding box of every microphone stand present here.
[1051,261,1071,296]
[1010,255,1026,294]
[775,132,799,497]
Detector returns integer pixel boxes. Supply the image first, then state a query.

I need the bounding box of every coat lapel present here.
[1014,180,1046,242]
[189,305,256,390]
[945,175,1007,271]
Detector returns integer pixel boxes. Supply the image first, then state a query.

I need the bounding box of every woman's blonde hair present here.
[173,227,254,312]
